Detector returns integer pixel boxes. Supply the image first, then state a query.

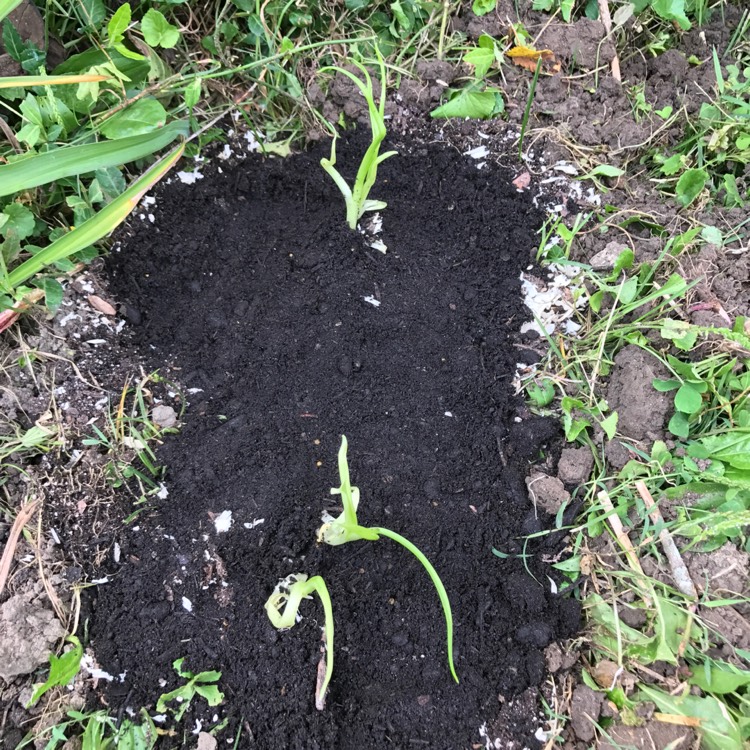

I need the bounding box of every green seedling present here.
[265,573,334,710]
[155,658,224,721]
[27,635,83,707]
[319,48,397,230]
[317,436,458,683]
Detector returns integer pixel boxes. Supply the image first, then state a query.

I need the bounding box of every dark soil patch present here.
[90,134,580,749]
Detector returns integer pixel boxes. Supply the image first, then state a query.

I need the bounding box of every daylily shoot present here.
[318,436,458,683]
[319,49,397,230]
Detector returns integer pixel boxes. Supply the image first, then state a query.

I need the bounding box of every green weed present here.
[526,214,750,747]
[156,658,224,721]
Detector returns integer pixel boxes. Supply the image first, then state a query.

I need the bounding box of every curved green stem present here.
[372,527,458,683]
[265,574,335,708]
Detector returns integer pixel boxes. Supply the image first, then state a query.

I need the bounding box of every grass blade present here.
[0,120,188,197]
[7,144,184,289]
[0,0,23,22]
[0,74,108,89]
[518,58,542,160]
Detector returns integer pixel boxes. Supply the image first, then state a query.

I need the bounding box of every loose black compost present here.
[94,135,580,749]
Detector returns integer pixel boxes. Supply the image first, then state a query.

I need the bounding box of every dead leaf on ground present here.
[512,171,531,191]
[507,45,561,74]
[87,294,116,316]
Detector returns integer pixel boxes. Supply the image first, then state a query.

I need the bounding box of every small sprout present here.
[319,47,397,230]
[155,658,223,721]
[318,436,459,684]
[265,573,334,710]
[527,379,555,407]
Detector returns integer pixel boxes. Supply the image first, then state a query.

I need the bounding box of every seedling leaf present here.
[464,46,494,79]
[674,383,702,414]
[676,168,708,207]
[430,88,496,119]
[471,0,496,15]
[28,635,83,706]
[141,9,180,49]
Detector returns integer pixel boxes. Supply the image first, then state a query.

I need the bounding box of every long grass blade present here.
[0,74,108,89]
[374,526,459,683]
[0,0,23,22]
[0,120,188,197]
[7,144,184,288]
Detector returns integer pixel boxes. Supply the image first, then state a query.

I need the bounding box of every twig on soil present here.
[0,497,40,595]
[634,481,697,600]
[596,0,622,82]
[634,481,698,655]
[34,503,68,623]
[597,490,645,579]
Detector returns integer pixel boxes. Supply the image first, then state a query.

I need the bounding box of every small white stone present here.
[214,510,233,533]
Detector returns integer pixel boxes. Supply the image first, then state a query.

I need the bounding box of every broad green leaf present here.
[668,411,690,439]
[28,636,83,706]
[700,430,750,470]
[1,202,35,240]
[390,1,411,33]
[690,662,750,695]
[659,153,683,175]
[431,88,497,120]
[194,684,224,705]
[464,46,494,79]
[184,78,201,108]
[2,18,24,60]
[141,9,180,48]
[652,378,680,392]
[34,278,64,312]
[0,120,187,196]
[651,0,691,29]
[674,383,703,414]
[676,168,708,207]
[194,670,222,683]
[618,276,638,304]
[639,685,742,750]
[7,144,184,289]
[600,412,618,440]
[77,0,106,30]
[660,318,697,350]
[701,225,723,246]
[107,3,130,44]
[612,248,634,274]
[100,98,167,139]
[472,0,496,15]
[723,174,744,207]
[94,166,127,200]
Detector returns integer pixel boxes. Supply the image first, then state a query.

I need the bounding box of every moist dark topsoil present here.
[92,134,580,749]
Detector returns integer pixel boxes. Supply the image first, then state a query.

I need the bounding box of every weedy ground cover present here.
[522,212,750,747]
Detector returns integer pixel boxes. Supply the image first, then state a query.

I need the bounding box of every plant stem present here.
[518,57,542,161]
[373,527,458,683]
